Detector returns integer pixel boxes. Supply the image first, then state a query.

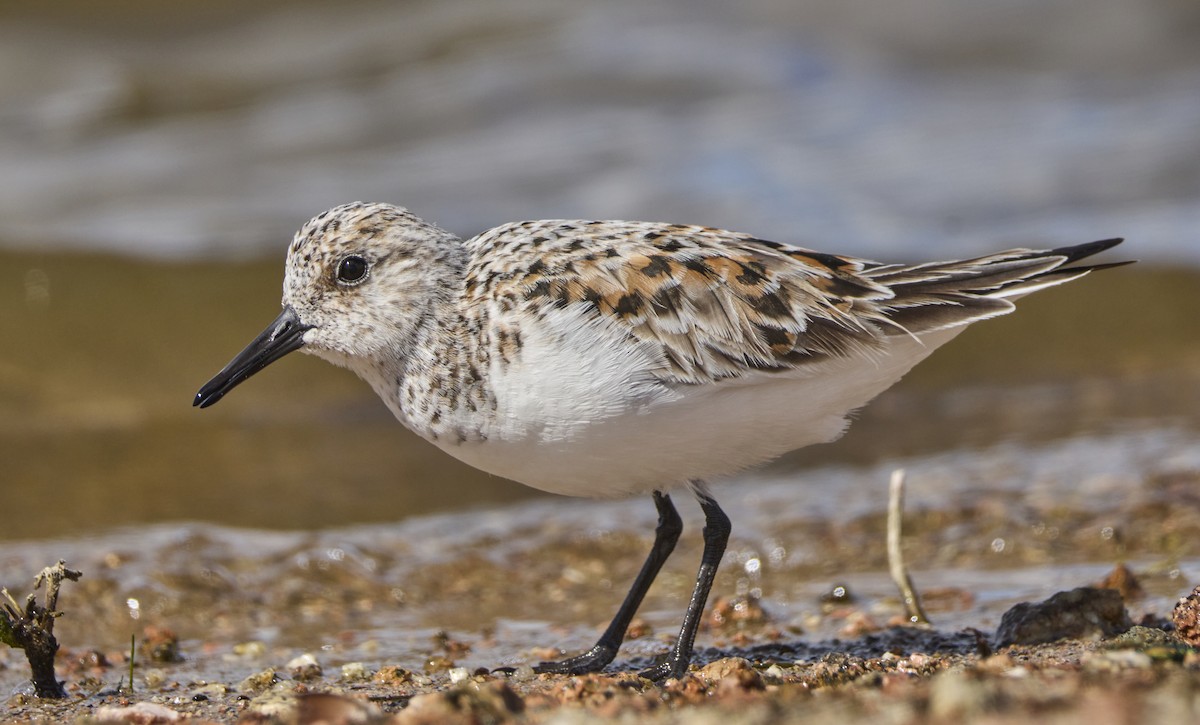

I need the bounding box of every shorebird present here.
[195,202,1126,680]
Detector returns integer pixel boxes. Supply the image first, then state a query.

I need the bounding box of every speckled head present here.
[194,202,464,408]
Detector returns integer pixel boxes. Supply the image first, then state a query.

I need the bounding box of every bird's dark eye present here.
[336,255,369,285]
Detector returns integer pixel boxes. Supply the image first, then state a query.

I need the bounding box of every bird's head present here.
[194,202,461,408]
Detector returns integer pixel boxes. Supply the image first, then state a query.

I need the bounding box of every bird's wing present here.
[465,220,1124,385]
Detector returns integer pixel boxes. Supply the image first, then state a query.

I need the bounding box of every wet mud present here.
[1,462,1198,721]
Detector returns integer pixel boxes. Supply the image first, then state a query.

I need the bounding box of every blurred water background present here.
[0,0,1198,663]
[2,0,1200,262]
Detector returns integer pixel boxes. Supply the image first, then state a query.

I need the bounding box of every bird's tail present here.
[862,238,1129,336]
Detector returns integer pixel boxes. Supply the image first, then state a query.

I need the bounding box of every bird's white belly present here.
[432,305,963,498]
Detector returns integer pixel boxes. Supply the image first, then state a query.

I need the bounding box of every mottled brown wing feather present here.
[468,221,896,384]
[467,222,1124,386]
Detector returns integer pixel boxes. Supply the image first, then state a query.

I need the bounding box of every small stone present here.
[93,702,182,723]
[340,662,372,682]
[626,617,653,639]
[1082,649,1154,671]
[238,668,280,693]
[141,625,184,663]
[448,666,471,684]
[431,630,472,657]
[271,678,305,694]
[193,682,231,698]
[246,689,300,719]
[1172,585,1200,646]
[72,649,110,671]
[424,654,455,673]
[694,657,765,692]
[373,664,415,686]
[232,641,267,658]
[1094,563,1145,601]
[1107,625,1193,662]
[1108,624,1181,650]
[286,652,323,681]
[142,668,167,689]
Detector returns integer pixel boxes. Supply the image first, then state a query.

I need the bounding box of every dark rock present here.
[994,587,1132,647]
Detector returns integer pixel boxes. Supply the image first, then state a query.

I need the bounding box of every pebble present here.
[232,641,267,658]
[238,667,281,692]
[1171,585,1200,646]
[400,680,525,722]
[1082,649,1154,671]
[93,702,181,723]
[286,652,323,681]
[340,661,372,682]
[1093,563,1145,601]
[694,657,765,692]
[373,664,416,686]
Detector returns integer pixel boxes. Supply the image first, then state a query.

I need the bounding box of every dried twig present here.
[0,560,82,698]
[887,469,929,624]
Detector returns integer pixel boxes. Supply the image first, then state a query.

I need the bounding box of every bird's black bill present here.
[194,306,311,409]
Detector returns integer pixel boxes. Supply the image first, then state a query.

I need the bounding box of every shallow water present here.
[2,252,1197,539]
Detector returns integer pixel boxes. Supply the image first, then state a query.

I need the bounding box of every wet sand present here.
[2,466,1199,722]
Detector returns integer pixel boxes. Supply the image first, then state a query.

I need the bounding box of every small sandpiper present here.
[196,202,1127,680]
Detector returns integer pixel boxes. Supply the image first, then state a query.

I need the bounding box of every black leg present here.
[534,491,683,675]
[639,490,730,681]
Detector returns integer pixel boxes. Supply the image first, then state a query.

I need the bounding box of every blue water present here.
[0,0,1196,263]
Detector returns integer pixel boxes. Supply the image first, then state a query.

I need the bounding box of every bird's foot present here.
[638,654,690,682]
[532,644,618,676]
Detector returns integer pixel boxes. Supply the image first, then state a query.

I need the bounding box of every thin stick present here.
[887,469,929,624]
[127,634,136,693]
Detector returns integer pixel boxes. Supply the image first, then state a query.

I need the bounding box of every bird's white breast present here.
[431,303,963,498]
